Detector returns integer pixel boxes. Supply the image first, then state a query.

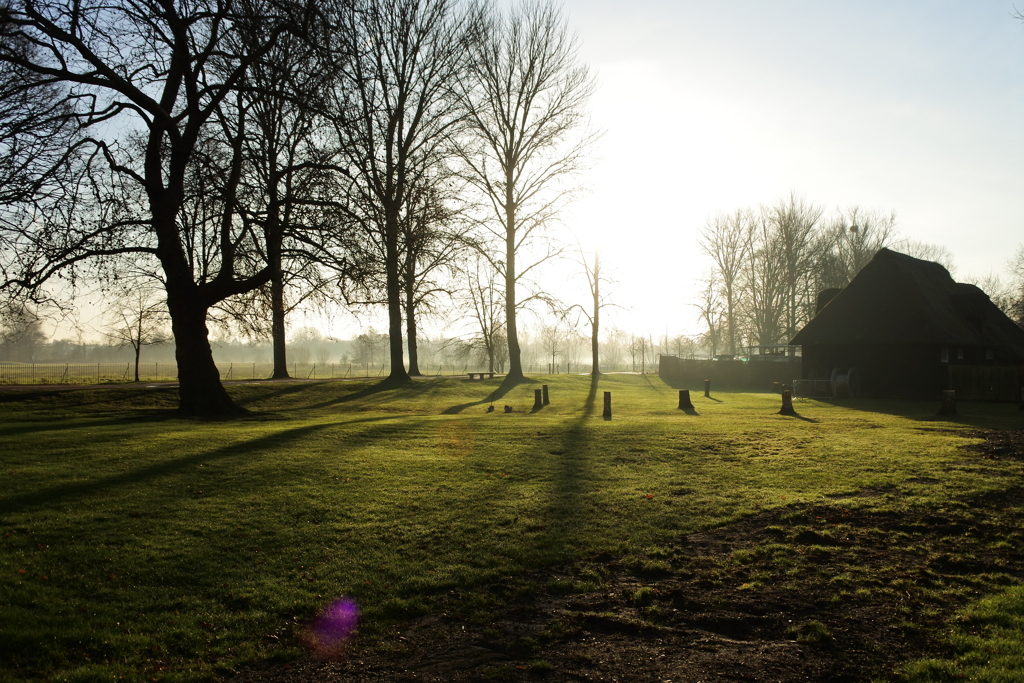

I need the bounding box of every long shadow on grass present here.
[441,375,535,415]
[811,397,1020,431]
[0,416,399,515]
[528,374,600,558]
[0,412,184,439]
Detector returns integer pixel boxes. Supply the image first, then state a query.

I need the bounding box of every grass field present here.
[1,374,1022,682]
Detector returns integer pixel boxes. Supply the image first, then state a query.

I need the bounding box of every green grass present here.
[1,373,1021,682]
[895,586,1024,682]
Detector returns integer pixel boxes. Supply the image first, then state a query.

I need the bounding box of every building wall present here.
[802,343,955,399]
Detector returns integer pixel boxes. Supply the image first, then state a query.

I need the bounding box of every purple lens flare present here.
[307,597,359,657]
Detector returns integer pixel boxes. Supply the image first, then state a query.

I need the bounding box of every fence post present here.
[939,390,957,416]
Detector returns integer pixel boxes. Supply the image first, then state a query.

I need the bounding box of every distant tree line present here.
[696,193,1023,356]
[0,0,594,415]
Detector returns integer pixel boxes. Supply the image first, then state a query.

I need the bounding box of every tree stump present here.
[534,389,543,410]
[704,379,710,398]
[542,384,550,405]
[778,389,796,415]
[603,391,612,419]
[678,389,693,410]
[939,390,957,416]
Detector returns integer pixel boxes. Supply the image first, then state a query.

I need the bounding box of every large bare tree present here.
[330,0,470,385]
[0,0,312,416]
[459,0,595,384]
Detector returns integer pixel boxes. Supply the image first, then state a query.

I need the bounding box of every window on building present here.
[940,348,949,363]
[986,348,994,360]
[957,348,964,360]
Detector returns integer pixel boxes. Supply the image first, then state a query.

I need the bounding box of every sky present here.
[46,0,1024,345]
[544,0,1024,338]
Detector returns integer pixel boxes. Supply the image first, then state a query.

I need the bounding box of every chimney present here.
[815,288,841,315]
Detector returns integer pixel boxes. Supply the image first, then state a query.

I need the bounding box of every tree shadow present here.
[778,412,819,423]
[442,375,536,415]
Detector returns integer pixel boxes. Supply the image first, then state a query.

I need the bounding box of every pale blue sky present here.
[555,0,1024,335]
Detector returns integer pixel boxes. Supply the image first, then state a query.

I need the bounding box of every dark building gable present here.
[791,249,1024,399]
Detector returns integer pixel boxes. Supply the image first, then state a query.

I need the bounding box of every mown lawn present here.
[1,373,1021,682]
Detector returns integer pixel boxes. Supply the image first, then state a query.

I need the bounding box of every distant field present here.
[1,374,1022,682]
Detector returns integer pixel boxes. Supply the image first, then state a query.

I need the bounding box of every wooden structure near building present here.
[791,249,1024,400]
[658,355,801,392]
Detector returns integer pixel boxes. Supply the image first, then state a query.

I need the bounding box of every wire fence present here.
[0,361,650,385]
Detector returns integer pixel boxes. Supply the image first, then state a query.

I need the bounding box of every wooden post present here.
[778,389,796,415]
[704,379,710,397]
[534,389,543,410]
[603,391,612,418]
[678,389,693,410]
[542,384,549,405]
[939,389,957,416]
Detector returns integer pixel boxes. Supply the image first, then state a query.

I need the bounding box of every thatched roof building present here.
[791,249,1024,399]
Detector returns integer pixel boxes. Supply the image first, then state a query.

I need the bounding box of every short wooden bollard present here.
[534,389,543,410]
[939,389,957,416]
[704,379,711,398]
[603,391,612,418]
[678,389,693,410]
[542,384,550,405]
[778,389,796,415]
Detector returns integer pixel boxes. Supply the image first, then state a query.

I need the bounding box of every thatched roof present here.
[791,249,1024,359]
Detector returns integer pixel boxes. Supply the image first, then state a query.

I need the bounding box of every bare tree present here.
[740,209,788,346]
[694,276,723,359]
[330,0,471,385]
[540,321,566,373]
[568,246,615,375]
[464,256,506,373]
[1007,244,1024,328]
[0,0,312,416]
[459,0,596,384]
[399,178,472,376]
[0,301,45,362]
[808,206,899,300]
[899,239,957,274]
[699,210,748,355]
[769,193,823,339]
[223,9,343,381]
[104,286,169,382]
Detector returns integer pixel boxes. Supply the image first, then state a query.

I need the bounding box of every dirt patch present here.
[233,430,1024,683]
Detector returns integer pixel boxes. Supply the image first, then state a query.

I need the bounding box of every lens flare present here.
[306,597,359,657]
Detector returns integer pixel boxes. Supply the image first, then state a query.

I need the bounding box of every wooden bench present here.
[467,372,496,380]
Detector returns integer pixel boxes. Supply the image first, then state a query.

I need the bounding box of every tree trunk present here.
[167,290,241,417]
[384,211,410,384]
[270,265,290,380]
[591,253,600,375]
[406,302,421,376]
[405,263,421,377]
[133,343,141,383]
[504,185,524,381]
